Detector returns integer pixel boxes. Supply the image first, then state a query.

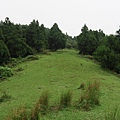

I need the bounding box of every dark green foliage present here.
[39,24,49,50]
[48,23,66,51]
[77,24,99,55]
[0,17,50,62]
[0,40,10,64]
[26,20,40,51]
[94,35,120,74]
[115,63,120,74]
[0,17,20,43]
[78,81,100,111]
[26,20,48,52]
[6,38,34,58]
[0,29,5,41]
[59,90,72,109]
[0,17,35,58]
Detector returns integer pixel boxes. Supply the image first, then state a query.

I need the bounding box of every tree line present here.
[0,17,68,64]
[77,24,120,74]
[0,17,120,74]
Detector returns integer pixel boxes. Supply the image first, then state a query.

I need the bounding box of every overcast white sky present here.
[0,0,120,36]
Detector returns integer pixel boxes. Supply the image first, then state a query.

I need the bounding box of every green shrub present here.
[59,90,72,109]
[105,106,120,120]
[78,81,100,111]
[7,58,21,68]
[42,49,51,55]
[23,55,39,61]
[0,66,13,78]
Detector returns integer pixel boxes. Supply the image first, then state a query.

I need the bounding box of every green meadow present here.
[0,50,120,120]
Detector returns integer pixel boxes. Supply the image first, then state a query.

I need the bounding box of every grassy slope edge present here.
[0,49,120,120]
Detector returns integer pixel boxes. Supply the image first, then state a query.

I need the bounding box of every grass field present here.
[0,49,120,120]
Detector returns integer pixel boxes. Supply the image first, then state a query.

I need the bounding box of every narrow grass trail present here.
[0,50,120,119]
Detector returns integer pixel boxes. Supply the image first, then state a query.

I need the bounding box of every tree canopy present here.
[48,23,66,51]
[77,24,98,55]
[0,17,120,74]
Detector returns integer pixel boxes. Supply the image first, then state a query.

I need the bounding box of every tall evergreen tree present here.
[0,40,10,64]
[39,24,49,50]
[26,20,40,51]
[0,29,5,41]
[48,23,66,51]
[77,24,98,55]
[26,20,48,52]
[94,34,120,74]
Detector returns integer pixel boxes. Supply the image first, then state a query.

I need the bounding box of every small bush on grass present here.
[0,66,13,79]
[7,58,23,68]
[78,80,100,111]
[105,106,120,120]
[0,91,12,102]
[59,90,72,109]
[42,49,51,55]
[6,107,28,120]
[84,55,93,59]
[23,55,39,62]
[15,67,24,72]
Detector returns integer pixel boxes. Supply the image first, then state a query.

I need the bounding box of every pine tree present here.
[77,24,98,55]
[0,40,10,64]
[48,23,66,51]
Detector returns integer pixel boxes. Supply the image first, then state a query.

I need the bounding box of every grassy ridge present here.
[0,50,120,119]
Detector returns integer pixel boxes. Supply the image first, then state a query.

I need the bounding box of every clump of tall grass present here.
[78,80,100,111]
[23,55,39,62]
[38,90,49,114]
[30,90,49,120]
[0,91,12,102]
[30,103,40,120]
[6,107,28,120]
[59,90,72,109]
[105,106,120,120]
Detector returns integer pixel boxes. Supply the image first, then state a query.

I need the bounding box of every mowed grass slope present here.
[0,50,120,120]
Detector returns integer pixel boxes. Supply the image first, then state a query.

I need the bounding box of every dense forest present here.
[0,17,120,74]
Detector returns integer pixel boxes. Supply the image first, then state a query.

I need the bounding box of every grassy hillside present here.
[0,50,120,120]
